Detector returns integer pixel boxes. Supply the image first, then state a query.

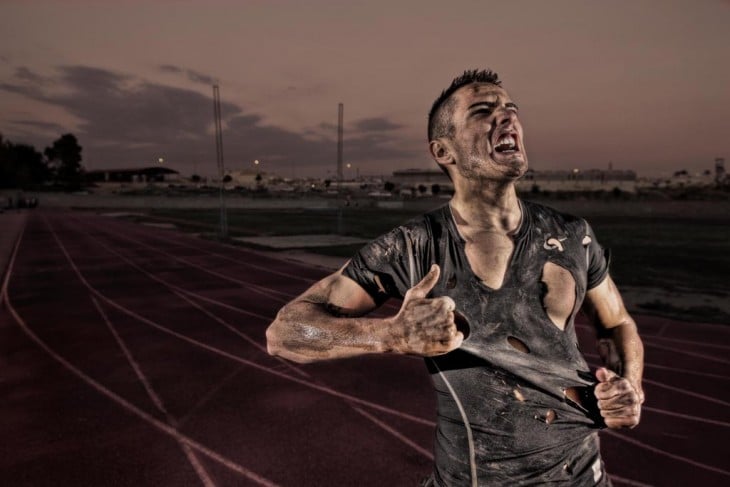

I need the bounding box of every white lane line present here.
[110,213,730,344]
[641,406,730,428]
[46,216,435,428]
[73,215,730,414]
[584,358,730,408]
[582,352,729,381]
[73,218,312,382]
[2,223,278,487]
[96,217,730,367]
[646,333,730,351]
[57,213,730,473]
[84,221,292,302]
[348,405,434,460]
[0,214,27,308]
[0,221,25,305]
[98,215,319,284]
[177,365,244,428]
[575,321,730,352]
[78,218,433,459]
[603,429,730,477]
[172,289,310,379]
[91,295,169,414]
[91,295,216,487]
[607,474,654,487]
[57,216,438,459]
[642,378,730,407]
[640,341,730,365]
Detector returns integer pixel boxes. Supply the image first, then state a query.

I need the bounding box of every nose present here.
[496,106,518,126]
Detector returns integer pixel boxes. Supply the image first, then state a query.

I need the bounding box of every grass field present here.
[123,200,730,324]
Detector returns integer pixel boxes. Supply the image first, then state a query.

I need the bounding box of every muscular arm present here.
[582,275,645,428]
[266,264,462,364]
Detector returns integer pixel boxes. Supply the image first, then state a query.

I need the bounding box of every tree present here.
[190,174,201,183]
[418,184,428,195]
[0,134,50,189]
[45,133,83,190]
[383,181,395,192]
[431,183,441,196]
[222,174,232,183]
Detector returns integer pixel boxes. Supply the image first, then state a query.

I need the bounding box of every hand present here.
[386,264,463,356]
[594,367,643,429]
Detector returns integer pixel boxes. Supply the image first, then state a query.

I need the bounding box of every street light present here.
[158,157,164,164]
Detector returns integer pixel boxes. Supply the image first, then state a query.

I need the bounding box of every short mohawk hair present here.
[428,69,502,141]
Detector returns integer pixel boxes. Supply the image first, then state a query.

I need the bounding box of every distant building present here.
[87,166,180,184]
[391,169,453,195]
[518,168,637,192]
[391,169,450,185]
[716,158,726,184]
[224,169,265,189]
[391,167,637,193]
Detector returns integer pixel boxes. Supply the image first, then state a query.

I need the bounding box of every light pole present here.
[212,84,228,238]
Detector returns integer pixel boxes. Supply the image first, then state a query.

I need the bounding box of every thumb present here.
[409,264,440,299]
[595,367,619,383]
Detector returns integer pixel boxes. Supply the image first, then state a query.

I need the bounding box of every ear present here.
[429,139,455,170]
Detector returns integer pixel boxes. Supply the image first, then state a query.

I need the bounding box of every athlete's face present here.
[448,83,528,180]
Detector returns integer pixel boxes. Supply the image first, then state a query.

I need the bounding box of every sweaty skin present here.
[267,264,463,364]
[339,200,641,484]
[266,77,643,485]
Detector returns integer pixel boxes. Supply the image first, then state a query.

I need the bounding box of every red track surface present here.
[1,209,728,486]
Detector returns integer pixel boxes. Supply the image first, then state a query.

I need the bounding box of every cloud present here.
[14,66,53,86]
[1,64,413,175]
[159,64,216,85]
[10,119,66,133]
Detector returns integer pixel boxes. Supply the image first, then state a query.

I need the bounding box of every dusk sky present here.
[1,0,728,178]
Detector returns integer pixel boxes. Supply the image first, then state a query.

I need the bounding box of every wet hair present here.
[427,69,502,142]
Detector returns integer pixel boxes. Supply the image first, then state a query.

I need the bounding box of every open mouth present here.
[494,133,519,154]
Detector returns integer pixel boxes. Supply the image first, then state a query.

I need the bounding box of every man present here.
[266,69,644,486]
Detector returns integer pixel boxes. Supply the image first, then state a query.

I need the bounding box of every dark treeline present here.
[0,133,84,190]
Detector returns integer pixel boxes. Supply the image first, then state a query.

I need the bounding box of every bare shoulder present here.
[583,274,633,329]
[295,263,378,317]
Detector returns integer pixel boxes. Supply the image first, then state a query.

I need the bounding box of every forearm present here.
[609,318,645,399]
[266,301,393,364]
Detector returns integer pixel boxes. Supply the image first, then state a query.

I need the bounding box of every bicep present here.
[582,274,632,330]
[297,264,379,317]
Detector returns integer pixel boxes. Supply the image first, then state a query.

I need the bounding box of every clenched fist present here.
[385,264,463,356]
[594,367,644,429]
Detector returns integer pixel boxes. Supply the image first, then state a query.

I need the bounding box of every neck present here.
[449,178,522,235]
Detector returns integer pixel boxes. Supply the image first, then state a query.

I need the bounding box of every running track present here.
[1,209,728,486]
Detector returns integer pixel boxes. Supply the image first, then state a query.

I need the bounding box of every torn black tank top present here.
[343,200,611,486]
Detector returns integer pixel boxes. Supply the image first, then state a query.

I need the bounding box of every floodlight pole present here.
[213,84,228,238]
[337,102,344,183]
[336,103,344,234]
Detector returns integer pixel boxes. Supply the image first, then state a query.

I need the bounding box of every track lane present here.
[42,212,441,483]
[2,211,724,482]
[55,213,728,484]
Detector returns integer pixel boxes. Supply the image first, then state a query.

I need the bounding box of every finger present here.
[430,296,456,314]
[598,392,640,410]
[595,379,633,400]
[440,296,456,312]
[429,331,464,355]
[595,367,619,384]
[408,264,440,299]
[604,416,641,429]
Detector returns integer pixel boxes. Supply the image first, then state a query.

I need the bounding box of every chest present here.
[446,226,590,333]
[463,232,515,290]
